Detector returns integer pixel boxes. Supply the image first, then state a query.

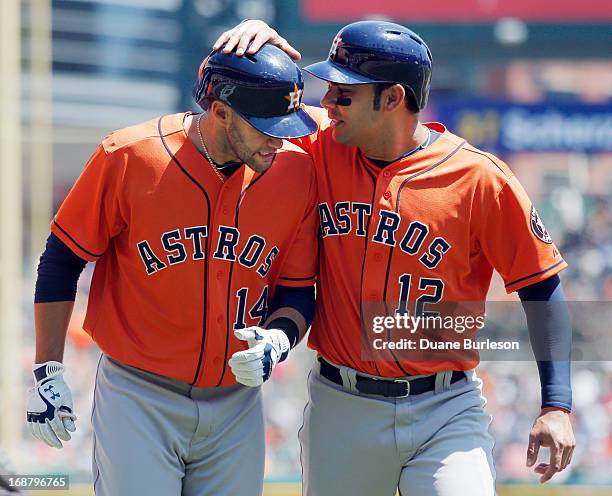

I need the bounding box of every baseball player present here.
[26,44,319,496]
[217,21,576,495]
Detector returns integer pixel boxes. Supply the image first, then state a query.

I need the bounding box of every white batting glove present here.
[26,361,77,449]
[229,327,290,387]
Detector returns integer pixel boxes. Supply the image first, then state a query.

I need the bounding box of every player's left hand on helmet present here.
[526,408,575,483]
[212,20,301,60]
[26,361,77,449]
[229,327,290,387]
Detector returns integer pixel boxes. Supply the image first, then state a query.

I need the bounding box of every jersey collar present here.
[159,113,258,192]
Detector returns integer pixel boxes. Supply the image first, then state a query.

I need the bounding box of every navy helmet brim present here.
[304,60,384,85]
[240,107,318,139]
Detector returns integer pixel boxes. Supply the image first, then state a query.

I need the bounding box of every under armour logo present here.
[220,85,236,101]
[285,83,303,112]
[44,385,60,400]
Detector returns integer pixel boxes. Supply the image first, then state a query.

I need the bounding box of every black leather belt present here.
[318,357,465,398]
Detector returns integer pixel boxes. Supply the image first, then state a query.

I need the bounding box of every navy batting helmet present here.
[304,21,433,111]
[193,44,317,139]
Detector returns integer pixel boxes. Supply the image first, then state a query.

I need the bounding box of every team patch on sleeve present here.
[530,206,553,244]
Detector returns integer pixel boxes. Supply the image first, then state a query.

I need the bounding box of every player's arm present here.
[212,19,301,60]
[264,152,319,348]
[28,233,88,448]
[265,285,315,347]
[518,274,575,483]
[229,152,319,387]
[34,233,87,361]
[34,302,74,363]
[230,285,315,387]
[229,192,319,387]
[518,275,572,413]
[476,170,575,482]
[29,143,122,446]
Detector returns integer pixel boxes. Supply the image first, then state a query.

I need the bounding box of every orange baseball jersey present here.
[52,112,318,387]
[293,106,567,377]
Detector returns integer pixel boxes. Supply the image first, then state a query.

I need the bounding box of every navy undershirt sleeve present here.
[34,233,88,303]
[267,285,316,349]
[518,274,572,412]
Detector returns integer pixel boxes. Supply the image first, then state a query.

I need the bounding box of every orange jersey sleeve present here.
[475,162,567,293]
[51,143,128,261]
[274,143,319,288]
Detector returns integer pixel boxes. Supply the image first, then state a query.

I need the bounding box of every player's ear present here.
[384,84,405,112]
[211,100,230,123]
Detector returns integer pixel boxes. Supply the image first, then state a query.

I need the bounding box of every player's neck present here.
[187,113,238,165]
[360,119,428,162]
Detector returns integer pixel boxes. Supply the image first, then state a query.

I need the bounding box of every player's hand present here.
[212,20,301,60]
[526,408,575,483]
[26,361,77,449]
[229,327,290,387]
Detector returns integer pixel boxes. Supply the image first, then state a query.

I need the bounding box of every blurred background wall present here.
[1,0,611,493]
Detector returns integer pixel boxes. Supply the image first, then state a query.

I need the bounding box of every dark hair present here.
[373,84,419,113]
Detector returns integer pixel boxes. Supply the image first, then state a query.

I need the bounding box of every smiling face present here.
[320,82,385,147]
[224,109,283,173]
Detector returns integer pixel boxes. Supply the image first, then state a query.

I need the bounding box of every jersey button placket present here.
[376,169,395,207]
[214,180,234,221]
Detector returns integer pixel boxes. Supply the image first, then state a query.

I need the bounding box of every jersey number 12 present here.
[396,273,444,317]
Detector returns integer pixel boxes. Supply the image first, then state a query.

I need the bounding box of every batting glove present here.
[26,361,77,449]
[229,327,290,387]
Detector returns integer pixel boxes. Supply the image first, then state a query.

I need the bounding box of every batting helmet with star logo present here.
[304,21,433,111]
[193,44,316,139]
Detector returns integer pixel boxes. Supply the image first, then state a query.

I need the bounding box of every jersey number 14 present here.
[234,286,269,330]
